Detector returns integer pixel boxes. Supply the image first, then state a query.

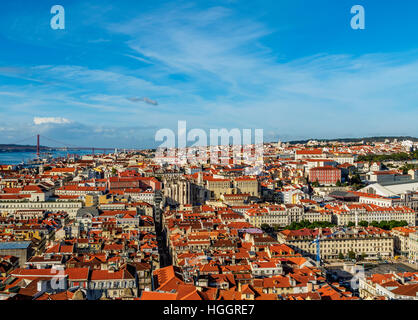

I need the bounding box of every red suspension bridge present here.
[34,134,116,157]
[3,134,140,158]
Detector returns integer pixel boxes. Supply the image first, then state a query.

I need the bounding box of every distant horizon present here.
[1,134,417,151]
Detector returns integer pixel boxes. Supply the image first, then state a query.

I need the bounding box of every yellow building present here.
[85,194,99,207]
[234,177,259,197]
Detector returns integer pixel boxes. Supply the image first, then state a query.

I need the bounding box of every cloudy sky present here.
[0,0,417,148]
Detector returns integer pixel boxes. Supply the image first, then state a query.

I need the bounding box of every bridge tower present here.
[36,134,40,159]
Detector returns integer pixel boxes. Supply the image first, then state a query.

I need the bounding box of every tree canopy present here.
[345,220,408,229]
[285,220,336,230]
[357,150,418,163]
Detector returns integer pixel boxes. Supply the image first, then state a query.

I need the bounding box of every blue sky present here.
[0,0,417,148]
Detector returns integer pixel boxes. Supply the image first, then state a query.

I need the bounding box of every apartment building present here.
[55,185,106,197]
[285,204,304,223]
[250,261,283,277]
[355,190,418,212]
[244,206,288,227]
[302,210,333,223]
[328,203,416,226]
[0,241,32,267]
[203,176,232,199]
[359,272,418,300]
[243,204,304,228]
[234,177,259,197]
[0,201,82,219]
[277,227,394,260]
[390,227,416,256]
[295,149,325,160]
[280,186,307,204]
[409,231,418,265]
[309,166,342,185]
[88,269,137,299]
[328,153,355,165]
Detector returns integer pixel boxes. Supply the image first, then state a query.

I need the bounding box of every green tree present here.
[300,220,311,228]
[284,221,336,230]
[338,252,344,260]
[260,224,270,231]
[348,174,364,190]
[348,251,356,260]
[357,151,414,163]
[347,221,355,227]
[287,222,299,230]
[379,221,390,230]
[370,220,379,227]
[359,221,368,227]
[399,220,408,227]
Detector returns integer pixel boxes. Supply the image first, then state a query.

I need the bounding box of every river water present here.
[0,150,111,165]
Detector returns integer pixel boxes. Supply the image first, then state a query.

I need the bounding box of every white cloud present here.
[33,117,72,125]
[113,5,271,84]
[124,54,153,64]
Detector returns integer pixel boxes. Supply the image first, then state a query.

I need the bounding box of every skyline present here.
[1,0,418,148]
[1,133,418,151]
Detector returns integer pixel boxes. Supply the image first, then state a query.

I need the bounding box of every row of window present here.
[89,280,135,289]
[0,203,80,208]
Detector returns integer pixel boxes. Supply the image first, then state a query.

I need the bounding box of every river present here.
[0,150,112,165]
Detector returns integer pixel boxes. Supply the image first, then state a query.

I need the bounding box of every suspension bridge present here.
[2,134,139,159]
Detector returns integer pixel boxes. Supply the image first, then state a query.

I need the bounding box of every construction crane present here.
[310,227,347,266]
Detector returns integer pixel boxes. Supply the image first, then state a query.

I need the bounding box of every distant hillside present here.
[0,144,51,152]
[285,136,418,145]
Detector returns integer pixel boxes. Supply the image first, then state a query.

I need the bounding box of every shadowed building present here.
[0,241,32,267]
